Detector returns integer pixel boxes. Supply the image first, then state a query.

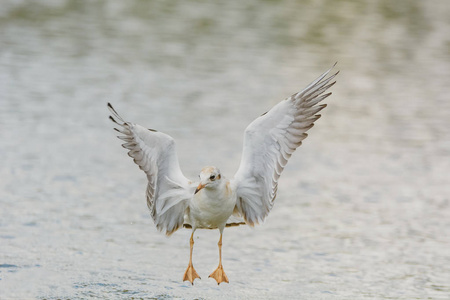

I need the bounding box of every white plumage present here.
[108,64,338,285]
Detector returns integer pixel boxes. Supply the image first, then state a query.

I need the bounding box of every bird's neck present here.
[202,179,233,201]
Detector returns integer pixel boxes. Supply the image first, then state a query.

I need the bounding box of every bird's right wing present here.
[108,103,195,235]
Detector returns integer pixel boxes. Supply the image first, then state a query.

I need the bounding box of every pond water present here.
[1,1,449,299]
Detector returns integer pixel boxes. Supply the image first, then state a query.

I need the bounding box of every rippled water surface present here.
[1,1,449,299]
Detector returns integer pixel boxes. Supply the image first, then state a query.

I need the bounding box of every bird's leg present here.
[209,231,229,285]
[183,231,200,285]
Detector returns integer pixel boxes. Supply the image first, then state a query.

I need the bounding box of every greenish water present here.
[1,1,449,299]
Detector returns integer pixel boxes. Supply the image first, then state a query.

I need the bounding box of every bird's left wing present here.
[233,65,338,225]
[108,103,195,235]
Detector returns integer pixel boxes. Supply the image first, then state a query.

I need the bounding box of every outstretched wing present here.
[108,103,194,235]
[233,65,338,225]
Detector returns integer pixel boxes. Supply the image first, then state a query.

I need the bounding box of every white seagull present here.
[108,64,338,285]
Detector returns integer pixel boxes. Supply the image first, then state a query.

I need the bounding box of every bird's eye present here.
[210,175,215,180]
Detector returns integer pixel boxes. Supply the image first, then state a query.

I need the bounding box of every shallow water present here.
[1,1,449,299]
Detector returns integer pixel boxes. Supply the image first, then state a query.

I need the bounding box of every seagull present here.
[108,64,338,285]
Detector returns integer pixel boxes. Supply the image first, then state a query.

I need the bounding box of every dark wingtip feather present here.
[109,115,120,126]
[107,102,117,114]
[107,102,125,122]
[107,102,117,116]
[324,92,333,103]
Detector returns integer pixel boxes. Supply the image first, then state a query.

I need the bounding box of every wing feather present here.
[234,65,338,225]
[108,103,194,235]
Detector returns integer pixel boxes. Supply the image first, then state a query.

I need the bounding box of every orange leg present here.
[183,231,200,284]
[209,232,229,284]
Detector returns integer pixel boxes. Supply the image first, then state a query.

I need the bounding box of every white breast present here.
[188,180,236,230]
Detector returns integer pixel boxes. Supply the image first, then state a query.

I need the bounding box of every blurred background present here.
[1,1,449,299]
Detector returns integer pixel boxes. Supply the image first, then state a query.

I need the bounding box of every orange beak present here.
[195,183,206,194]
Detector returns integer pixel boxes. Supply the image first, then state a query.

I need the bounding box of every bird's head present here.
[195,166,222,194]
